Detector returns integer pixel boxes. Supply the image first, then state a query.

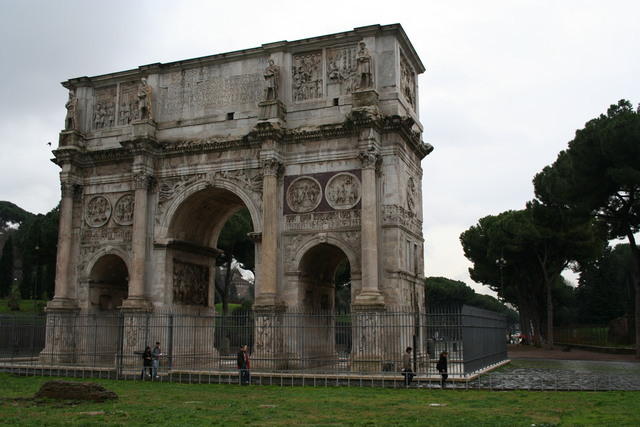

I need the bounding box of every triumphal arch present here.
[44,24,432,370]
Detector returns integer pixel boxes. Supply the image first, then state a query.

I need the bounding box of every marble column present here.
[353,147,385,308]
[47,181,79,310]
[121,172,152,310]
[254,158,281,307]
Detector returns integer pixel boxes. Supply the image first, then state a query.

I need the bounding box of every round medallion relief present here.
[286,176,322,213]
[85,195,112,228]
[113,194,135,225]
[325,172,361,210]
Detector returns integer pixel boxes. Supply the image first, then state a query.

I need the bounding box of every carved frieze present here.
[325,172,361,210]
[81,226,133,245]
[113,194,134,225]
[327,45,357,95]
[382,204,422,235]
[93,86,116,130]
[406,177,416,213]
[286,176,322,213]
[292,51,323,101]
[85,195,112,228]
[284,209,360,232]
[400,52,416,109]
[173,259,209,306]
[213,169,263,194]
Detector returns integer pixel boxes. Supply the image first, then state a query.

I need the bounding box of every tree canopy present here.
[533,99,640,356]
[460,205,603,346]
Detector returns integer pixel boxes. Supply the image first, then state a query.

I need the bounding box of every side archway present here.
[88,254,129,311]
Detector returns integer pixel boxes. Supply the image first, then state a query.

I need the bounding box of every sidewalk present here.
[508,344,638,362]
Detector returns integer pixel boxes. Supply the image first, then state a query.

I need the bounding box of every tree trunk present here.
[545,281,554,349]
[625,232,640,359]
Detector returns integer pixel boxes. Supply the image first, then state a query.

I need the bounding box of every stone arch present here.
[157,177,262,242]
[159,179,260,312]
[293,235,360,276]
[87,253,129,312]
[82,246,131,280]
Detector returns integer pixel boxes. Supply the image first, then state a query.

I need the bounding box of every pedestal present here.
[350,306,386,373]
[252,304,287,369]
[258,100,286,122]
[40,307,80,365]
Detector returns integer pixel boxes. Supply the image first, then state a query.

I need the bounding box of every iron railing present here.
[0,305,506,379]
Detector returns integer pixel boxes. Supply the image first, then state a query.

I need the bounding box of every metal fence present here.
[555,325,635,348]
[0,305,506,380]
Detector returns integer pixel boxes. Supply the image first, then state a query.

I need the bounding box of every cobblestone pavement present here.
[459,359,640,391]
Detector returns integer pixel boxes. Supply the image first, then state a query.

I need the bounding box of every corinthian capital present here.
[60,182,82,200]
[133,172,154,190]
[262,158,283,177]
[358,148,382,171]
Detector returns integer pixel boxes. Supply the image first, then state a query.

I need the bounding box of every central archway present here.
[158,185,259,368]
[166,186,257,312]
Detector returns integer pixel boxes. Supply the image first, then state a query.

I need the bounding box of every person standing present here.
[436,351,448,388]
[152,342,163,379]
[141,346,152,380]
[237,344,251,385]
[401,347,415,387]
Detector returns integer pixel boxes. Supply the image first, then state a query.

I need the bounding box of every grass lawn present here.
[0,373,639,426]
[0,299,46,315]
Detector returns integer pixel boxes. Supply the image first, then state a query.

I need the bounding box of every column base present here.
[352,291,386,311]
[120,297,153,312]
[253,294,285,312]
[45,297,79,311]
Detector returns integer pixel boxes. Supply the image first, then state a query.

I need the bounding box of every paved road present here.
[462,359,640,391]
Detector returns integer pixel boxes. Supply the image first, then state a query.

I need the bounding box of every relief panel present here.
[325,173,361,210]
[93,86,116,130]
[173,259,209,306]
[286,176,322,213]
[85,195,112,228]
[117,81,138,125]
[292,51,323,102]
[327,45,357,95]
[113,194,134,226]
[400,52,416,109]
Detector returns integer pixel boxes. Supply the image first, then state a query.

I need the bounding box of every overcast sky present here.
[1,0,638,295]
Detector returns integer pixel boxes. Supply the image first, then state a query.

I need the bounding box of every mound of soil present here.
[35,381,118,402]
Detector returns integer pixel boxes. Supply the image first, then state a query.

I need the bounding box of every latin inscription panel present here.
[156,63,265,122]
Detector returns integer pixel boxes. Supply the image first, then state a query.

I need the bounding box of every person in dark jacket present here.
[401,346,415,386]
[237,344,251,385]
[436,351,448,388]
[141,346,152,380]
